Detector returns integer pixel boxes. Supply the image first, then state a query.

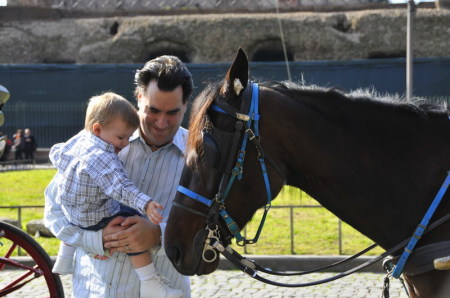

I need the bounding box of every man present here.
[23,128,37,161]
[44,55,193,297]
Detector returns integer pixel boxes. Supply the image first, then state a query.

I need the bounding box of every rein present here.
[215,214,450,287]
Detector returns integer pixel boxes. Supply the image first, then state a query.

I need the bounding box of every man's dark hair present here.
[134,55,193,104]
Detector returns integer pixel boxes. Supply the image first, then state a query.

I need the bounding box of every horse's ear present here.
[221,48,249,98]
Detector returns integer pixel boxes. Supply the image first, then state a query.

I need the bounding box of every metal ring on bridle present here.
[202,227,220,263]
[202,245,218,263]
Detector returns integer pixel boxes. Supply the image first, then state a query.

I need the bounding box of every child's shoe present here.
[52,256,73,275]
[140,273,183,298]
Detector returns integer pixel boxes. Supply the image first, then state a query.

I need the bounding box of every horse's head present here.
[165,49,285,275]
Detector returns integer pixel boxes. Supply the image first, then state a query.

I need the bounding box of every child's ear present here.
[92,123,102,137]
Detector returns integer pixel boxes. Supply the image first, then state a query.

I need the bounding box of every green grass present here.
[0,169,60,256]
[0,169,384,257]
[232,187,384,256]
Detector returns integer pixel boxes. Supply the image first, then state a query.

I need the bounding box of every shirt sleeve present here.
[44,173,105,255]
[87,153,151,213]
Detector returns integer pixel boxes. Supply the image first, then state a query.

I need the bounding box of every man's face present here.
[137,80,186,147]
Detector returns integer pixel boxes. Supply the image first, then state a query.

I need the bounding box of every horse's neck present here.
[266,90,450,249]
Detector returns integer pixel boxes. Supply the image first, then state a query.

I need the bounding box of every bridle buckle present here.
[202,226,221,263]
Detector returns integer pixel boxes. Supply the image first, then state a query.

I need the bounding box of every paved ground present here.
[0,269,409,297]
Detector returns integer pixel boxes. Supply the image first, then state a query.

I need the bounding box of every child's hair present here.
[85,92,139,132]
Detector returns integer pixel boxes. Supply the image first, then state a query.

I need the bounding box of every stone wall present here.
[0,5,449,64]
[6,0,385,10]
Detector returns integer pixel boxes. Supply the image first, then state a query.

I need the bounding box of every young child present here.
[50,92,182,298]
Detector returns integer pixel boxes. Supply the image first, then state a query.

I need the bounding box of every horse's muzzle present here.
[165,228,220,276]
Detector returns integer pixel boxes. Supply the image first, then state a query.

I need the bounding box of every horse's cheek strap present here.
[219,209,244,243]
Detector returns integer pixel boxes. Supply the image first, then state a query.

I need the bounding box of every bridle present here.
[172,81,450,290]
[175,81,276,261]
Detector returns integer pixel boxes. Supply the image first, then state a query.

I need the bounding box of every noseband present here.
[174,82,274,262]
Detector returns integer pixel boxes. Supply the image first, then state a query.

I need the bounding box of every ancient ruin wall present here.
[0,7,449,64]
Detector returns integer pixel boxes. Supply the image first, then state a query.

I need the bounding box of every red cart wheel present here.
[0,221,64,297]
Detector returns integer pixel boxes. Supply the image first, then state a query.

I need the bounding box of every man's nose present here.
[155,115,168,129]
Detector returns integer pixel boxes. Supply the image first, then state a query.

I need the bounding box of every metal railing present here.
[0,204,361,255]
[0,205,46,255]
[242,205,349,255]
[0,160,35,172]
[0,205,44,229]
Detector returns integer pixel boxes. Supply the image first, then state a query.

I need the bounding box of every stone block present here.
[26,219,55,237]
[0,217,21,229]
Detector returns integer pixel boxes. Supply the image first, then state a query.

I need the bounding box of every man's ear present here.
[137,93,144,109]
[92,123,102,137]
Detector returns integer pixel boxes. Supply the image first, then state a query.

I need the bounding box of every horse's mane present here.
[267,80,449,117]
[186,80,449,166]
[186,83,219,167]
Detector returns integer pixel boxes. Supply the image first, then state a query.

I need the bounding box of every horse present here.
[165,48,450,297]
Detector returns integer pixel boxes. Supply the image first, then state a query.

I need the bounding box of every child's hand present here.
[145,200,163,224]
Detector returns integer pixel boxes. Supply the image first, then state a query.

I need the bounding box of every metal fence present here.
[0,205,44,230]
[2,58,450,148]
[0,160,35,172]
[241,205,352,255]
[0,204,369,255]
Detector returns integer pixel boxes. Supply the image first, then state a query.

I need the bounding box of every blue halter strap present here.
[177,82,272,245]
[177,185,213,207]
[391,171,450,278]
[218,83,272,244]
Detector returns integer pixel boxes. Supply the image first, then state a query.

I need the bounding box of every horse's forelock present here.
[186,84,218,168]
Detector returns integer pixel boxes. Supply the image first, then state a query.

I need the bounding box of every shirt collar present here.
[130,127,187,155]
[87,131,115,153]
[172,127,187,154]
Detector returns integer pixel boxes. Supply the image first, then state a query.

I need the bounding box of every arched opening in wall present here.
[142,40,192,63]
[250,39,293,62]
[110,21,119,35]
[368,51,405,59]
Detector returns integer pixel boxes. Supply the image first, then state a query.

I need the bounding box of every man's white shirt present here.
[44,127,191,298]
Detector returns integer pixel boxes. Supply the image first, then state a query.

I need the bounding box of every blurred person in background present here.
[23,128,37,161]
[12,128,25,160]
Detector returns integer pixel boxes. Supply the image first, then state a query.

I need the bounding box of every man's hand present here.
[103,215,161,254]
